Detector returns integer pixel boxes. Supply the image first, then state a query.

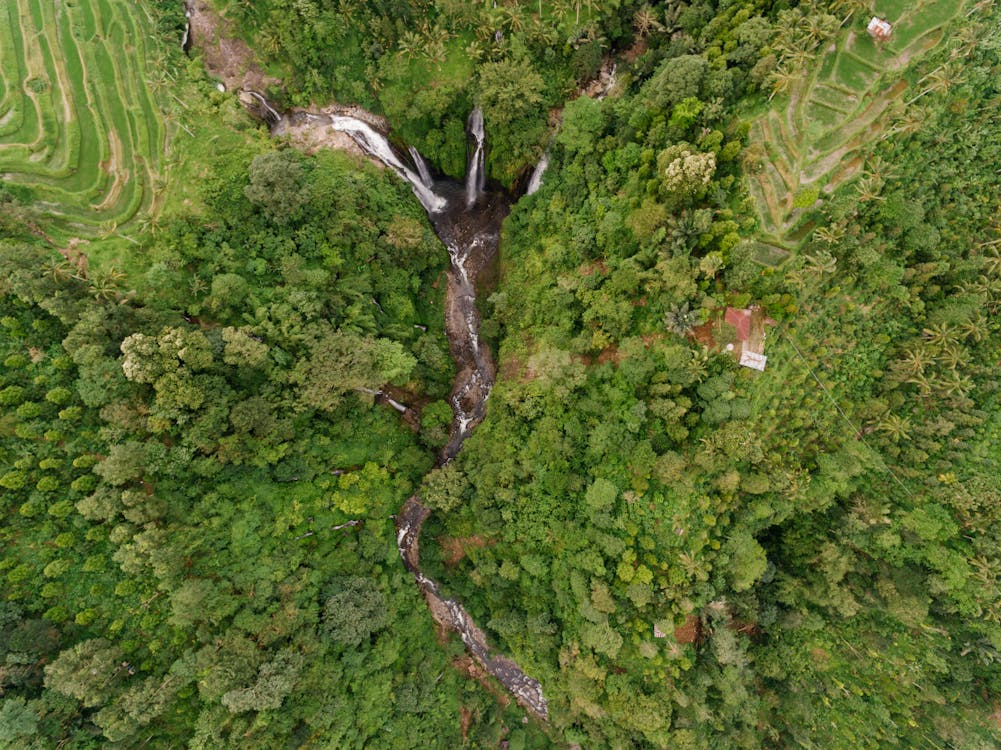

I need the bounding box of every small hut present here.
[867,17,893,42]
[724,306,775,371]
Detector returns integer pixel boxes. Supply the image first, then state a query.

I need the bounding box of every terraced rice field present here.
[0,0,166,238]
[745,0,964,263]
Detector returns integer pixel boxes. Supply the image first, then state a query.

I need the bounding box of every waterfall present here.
[247,91,281,123]
[408,146,434,188]
[301,107,544,717]
[329,116,447,214]
[526,152,549,195]
[465,108,485,209]
[597,63,617,101]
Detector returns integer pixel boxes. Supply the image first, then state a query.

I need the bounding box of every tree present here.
[633,5,664,38]
[221,327,270,369]
[556,96,604,156]
[169,579,239,628]
[642,55,708,111]
[664,301,699,335]
[244,151,311,224]
[727,532,768,592]
[44,639,126,707]
[321,576,389,647]
[584,478,617,514]
[0,698,38,746]
[657,145,716,207]
[221,648,304,714]
[292,324,415,412]
[93,440,146,486]
[419,463,467,512]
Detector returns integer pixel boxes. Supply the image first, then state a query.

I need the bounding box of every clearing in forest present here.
[0,0,166,242]
[744,0,964,264]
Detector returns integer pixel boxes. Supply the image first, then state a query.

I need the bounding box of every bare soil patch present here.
[186,0,280,93]
[438,534,495,567]
[674,614,702,645]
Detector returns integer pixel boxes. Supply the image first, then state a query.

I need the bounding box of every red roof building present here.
[867,17,893,42]
[724,307,752,342]
[723,306,776,371]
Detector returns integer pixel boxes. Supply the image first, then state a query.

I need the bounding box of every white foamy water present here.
[526,152,549,195]
[465,108,485,208]
[408,146,434,187]
[329,116,447,214]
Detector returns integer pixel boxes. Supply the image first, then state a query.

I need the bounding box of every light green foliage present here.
[293,325,416,412]
[556,97,604,156]
[321,576,389,647]
[420,463,468,512]
[584,478,617,513]
[44,639,125,707]
[726,532,768,592]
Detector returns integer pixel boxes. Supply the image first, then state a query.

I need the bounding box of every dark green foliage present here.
[244,150,312,224]
[5,0,1001,748]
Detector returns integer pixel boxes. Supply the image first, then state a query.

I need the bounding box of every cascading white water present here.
[330,116,447,214]
[465,108,485,209]
[597,62,617,101]
[526,152,549,195]
[247,91,281,122]
[408,146,434,188]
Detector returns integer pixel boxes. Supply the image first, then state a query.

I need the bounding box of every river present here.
[274,108,547,717]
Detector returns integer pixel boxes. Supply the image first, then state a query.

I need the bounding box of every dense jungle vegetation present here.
[2,0,1001,747]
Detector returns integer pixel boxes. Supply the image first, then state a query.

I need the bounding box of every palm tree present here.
[44,259,75,284]
[939,372,973,399]
[922,322,962,349]
[803,249,837,276]
[876,414,912,443]
[260,29,282,55]
[665,302,699,335]
[500,5,526,33]
[686,347,709,382]
[937,343,969,372]
[863,155,897,185]
[905,371,934,396]
[633,5,663,38]
[90,273,120,302]
[814,223,846,245]
[678,551,707,580]
[397,30,422,60]
[959,317,987,344]
[855,175,884,203]
[891,345,931,381]
[981,247,1001,277]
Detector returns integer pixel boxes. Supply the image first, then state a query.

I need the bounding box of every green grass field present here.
[0,0,166,244]
[745,0,964,263]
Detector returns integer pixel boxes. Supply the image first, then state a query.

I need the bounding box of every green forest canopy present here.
[2,0,1001,748]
